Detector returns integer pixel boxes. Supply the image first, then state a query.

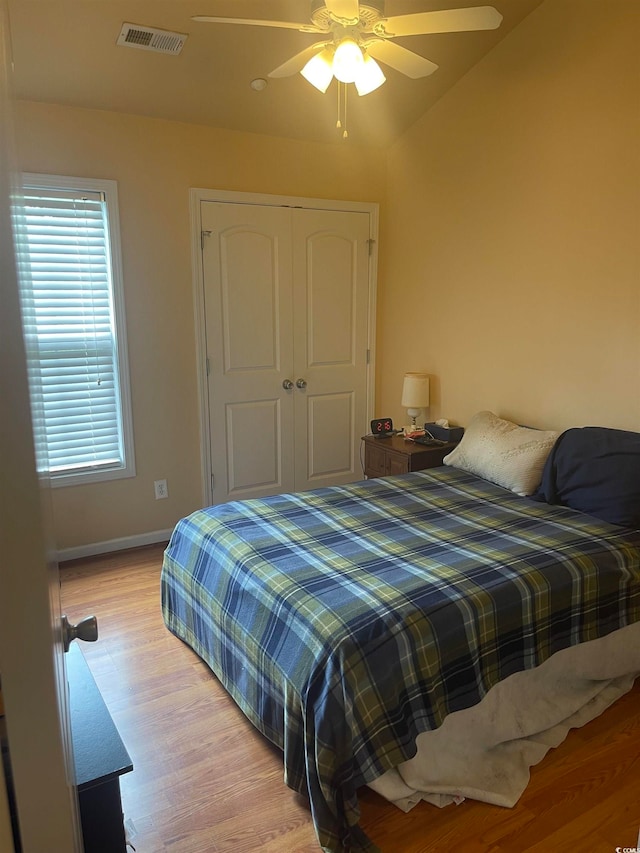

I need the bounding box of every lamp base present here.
[404,411,420,433]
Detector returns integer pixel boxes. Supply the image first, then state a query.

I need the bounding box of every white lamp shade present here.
[354,54,386,96]
[301,48,335,93]
[401,373,430,409]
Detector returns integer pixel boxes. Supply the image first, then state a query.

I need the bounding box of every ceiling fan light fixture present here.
[354,53,385,96]
[193,3,505,129]
[301,47,335,92]
[332,37,364,83]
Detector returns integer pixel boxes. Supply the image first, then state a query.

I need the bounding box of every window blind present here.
[20,186,125,475]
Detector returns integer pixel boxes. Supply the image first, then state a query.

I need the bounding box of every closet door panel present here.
[221,229,279,371]
[201,201,294,502]
[306,391,354,480]
[293,208,370,491]
[225,399,281,495]
[307,233,354,365]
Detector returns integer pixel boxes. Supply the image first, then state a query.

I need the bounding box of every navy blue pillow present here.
[533,426,640,528]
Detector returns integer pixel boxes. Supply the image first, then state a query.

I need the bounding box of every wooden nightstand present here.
[362,434,459,479]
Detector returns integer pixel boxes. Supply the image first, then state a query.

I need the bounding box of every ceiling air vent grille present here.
[117,23,187,55]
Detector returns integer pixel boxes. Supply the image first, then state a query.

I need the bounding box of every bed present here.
[161,413,640,852]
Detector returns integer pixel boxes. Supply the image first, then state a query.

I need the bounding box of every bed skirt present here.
[368,620,640,811]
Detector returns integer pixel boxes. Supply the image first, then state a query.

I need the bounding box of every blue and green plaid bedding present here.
[161,467,640,852]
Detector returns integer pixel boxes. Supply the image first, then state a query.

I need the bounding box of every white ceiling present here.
[8,0,544,147]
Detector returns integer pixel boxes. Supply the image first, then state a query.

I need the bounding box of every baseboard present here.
[57,528,173,564]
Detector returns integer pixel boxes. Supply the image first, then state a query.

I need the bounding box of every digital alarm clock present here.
[370,417,394,437]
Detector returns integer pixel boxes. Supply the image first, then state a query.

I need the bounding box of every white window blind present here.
[18,175,135,485]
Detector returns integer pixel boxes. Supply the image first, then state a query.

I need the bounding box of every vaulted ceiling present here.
[9,0,543,147]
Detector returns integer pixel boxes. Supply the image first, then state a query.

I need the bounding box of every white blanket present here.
[368,621,640,812]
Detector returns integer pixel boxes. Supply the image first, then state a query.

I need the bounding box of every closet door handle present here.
[296,378,307,389]
[282,379,294,390]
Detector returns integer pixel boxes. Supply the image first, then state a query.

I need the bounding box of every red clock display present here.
[371,418,393,436]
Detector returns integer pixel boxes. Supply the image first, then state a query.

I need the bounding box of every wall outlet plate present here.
[154,479,168,499]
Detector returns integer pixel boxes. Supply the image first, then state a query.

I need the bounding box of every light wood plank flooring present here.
[61,544,640,853]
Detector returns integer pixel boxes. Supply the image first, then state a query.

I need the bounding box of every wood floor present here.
[60,544,640,853]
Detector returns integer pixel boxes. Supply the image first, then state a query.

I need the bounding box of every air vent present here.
[117,23,187,55]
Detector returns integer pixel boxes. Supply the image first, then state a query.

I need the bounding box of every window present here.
[17,174,135,485]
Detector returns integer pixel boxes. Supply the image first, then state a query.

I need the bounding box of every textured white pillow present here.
[443,411,559,496]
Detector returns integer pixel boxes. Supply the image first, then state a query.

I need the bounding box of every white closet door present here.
[201,199,371,504]
[202,201,295,500]
[292,208,370,491]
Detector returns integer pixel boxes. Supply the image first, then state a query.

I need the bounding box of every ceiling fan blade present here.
[325,0,360,22]
[367,41,438,78]
[268,42,329,78]
[192,15,317,32]
[384,6,503,37]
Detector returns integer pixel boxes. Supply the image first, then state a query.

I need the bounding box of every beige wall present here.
[379,0,639,433]
[14,103,385,549]
[14,0,640,551]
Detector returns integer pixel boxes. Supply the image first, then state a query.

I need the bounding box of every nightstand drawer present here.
[364,441,389,478]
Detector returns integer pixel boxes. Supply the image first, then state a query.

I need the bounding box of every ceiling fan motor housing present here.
[311,0,386,31]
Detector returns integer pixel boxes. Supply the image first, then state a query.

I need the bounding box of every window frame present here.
[19,172,136,487]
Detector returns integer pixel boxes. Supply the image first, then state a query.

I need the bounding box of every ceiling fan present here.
[193,1,503,95]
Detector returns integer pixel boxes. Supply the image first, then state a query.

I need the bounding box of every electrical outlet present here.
[154,479,168,500]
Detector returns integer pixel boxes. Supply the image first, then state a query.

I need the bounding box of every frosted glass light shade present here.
[354,54,386,96]
[301,42,387,97]
[333,38,364,83]
[402,372,430,428]
[301,48,335,93]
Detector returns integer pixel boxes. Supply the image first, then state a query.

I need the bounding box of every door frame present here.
[189,187,379,507]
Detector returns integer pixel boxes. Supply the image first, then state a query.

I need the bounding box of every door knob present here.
[61,614,98,653]
[282,379,294,390]
[296,378,307,389]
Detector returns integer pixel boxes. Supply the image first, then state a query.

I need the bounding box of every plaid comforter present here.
[161,467,640,852]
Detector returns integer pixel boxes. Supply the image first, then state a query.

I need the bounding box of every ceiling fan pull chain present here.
[343,83,349,139]
[336,81,342,128]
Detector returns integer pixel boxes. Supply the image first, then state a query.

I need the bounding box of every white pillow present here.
[443,411,559,496]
